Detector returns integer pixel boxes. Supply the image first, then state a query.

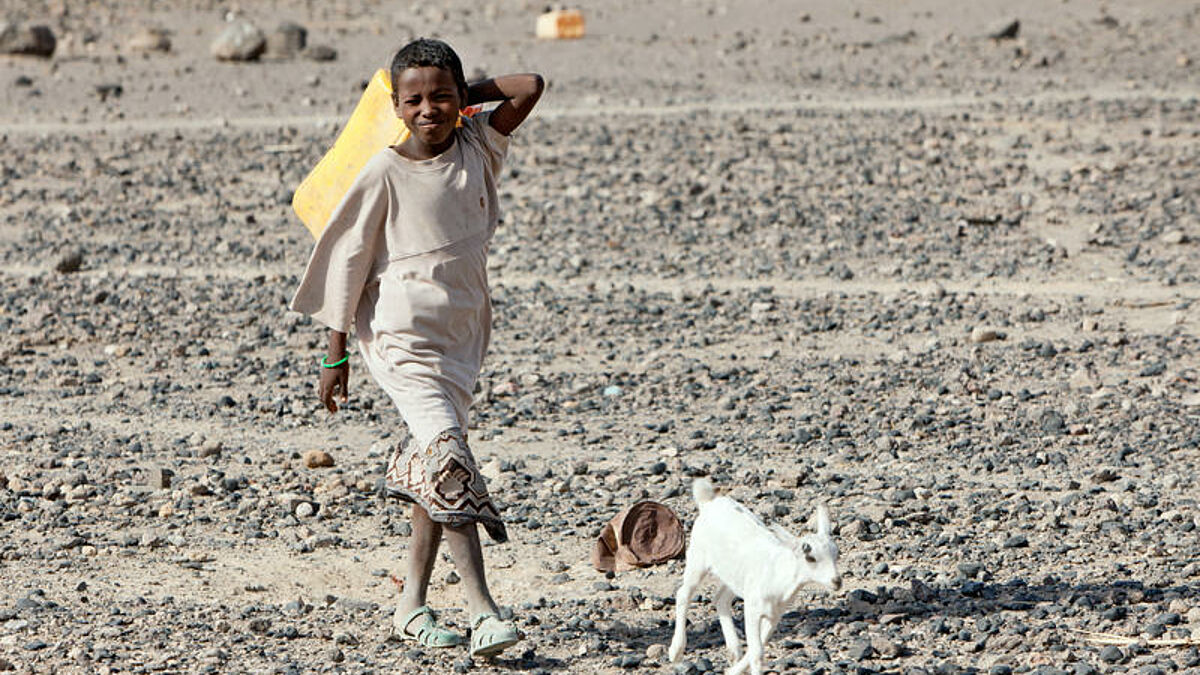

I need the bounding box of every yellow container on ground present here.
[536,9,585,39]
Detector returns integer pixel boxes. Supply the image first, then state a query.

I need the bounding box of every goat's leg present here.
[725,642,757,675]
[725,600,765,675]
[758,608,779,647]
[713,585,742,663]
[748,611,782,675]
[668,560,705,663]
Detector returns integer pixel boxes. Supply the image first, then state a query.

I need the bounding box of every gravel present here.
[2,0,1199,672]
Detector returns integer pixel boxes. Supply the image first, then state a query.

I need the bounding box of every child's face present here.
[393,66,463,155]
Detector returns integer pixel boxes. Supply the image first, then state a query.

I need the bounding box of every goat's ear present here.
[770,523,804,550]
[814,503,831,537]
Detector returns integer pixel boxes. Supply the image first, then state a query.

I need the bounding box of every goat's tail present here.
[692,478,715,505]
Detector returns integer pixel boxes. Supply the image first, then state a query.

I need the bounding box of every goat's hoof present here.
[667,643,683,663]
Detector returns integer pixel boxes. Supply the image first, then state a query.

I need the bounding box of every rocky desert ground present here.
[1,0,1199,673]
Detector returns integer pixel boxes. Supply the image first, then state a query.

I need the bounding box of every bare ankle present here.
[397,590,426,614]
[467,599,500,619]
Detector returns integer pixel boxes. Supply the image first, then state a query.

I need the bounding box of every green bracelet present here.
[320,353,350,368]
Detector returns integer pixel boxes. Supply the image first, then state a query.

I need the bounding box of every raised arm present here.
[466,73,544,136]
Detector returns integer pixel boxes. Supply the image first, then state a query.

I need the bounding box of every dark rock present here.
[1153,612,1181,625]
[613,654,643,668]
[1002,534,1028,548]
[1139,362,1166,377]
[1101,606,1126,621]
[911,579,935,602]
[95,84,123,102]
[15,597,41,611]
[957,562,984,578]
[0,23,56,57]
[266,22,307,58]
[1040,410,1066,435]
[989,20,1020,40]
[846,589,878,612]
[303,44,337,61]
[960,581,985,597]
[146,466,173,489]
[55,250,83,274]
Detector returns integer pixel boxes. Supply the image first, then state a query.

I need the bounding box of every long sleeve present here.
[289,152,392,333]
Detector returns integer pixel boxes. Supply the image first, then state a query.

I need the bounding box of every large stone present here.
[145,466,174,490]
[0,23,56,57]
[211,21,266,62]
[303,449,334,468]
[969,326,1002,344]
[265,21,306,58]
[127,26,171,53]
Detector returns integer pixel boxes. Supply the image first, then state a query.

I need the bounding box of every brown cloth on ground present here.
[591,501,685,572]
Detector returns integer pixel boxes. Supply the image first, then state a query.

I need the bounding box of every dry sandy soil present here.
[1,0,1199,673]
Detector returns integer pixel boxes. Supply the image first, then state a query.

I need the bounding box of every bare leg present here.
[396,505,443,631]
[443,521,500,618]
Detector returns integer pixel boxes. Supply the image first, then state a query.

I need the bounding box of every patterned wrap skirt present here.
[384,428,507,543]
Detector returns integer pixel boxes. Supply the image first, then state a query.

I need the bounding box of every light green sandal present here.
[470,613,520,658]
[393,606,462,648]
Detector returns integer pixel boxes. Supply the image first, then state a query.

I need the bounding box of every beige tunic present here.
[290,113,508,449]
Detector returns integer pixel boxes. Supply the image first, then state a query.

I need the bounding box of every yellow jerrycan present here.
[292,69,477,239]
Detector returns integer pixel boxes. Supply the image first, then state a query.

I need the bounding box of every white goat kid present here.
[668,478,841,675]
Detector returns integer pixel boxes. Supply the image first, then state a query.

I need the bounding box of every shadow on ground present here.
[598,578,1200,663]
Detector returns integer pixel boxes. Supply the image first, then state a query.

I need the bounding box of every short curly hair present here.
[389,38,467,104]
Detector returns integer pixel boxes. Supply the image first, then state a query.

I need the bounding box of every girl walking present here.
[290,38,543,657]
